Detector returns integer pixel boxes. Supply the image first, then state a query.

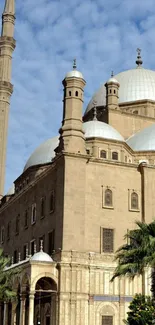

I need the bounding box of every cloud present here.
[0,0,155,192]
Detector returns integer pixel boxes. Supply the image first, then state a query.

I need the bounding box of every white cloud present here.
[0,0,155,191]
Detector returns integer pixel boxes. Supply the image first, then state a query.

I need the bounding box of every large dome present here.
[127,124,155,151]
[85,67,155,115]
[23,136,59,171]
[23,121,124,171]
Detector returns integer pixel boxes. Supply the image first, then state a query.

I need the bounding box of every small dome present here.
[85,67,155,115]
[7,184,15,195]
[65,70,84,79]
[24,136,59,171]
[106,77,120,85]
[31,251,53,262]
[127,124,155,151]
[83,120,124,141]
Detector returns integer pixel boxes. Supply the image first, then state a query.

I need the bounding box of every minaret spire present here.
[1,0,15,37]
[3,0,15,15]
[0,0,16,195]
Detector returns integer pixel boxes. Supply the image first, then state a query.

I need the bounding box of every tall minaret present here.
[57,60,86,155]
[0,0,16,195]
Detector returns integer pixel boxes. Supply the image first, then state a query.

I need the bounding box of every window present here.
[109,89,112,94]
[75,91,78,97]
[69,91,71,96]
[86,149,90,155]
[48,230,55,255]
[30,240,36,256]
[49,191,55,213]
[24,210,28,228]
[41,197,45,218]
[1,227,4,244]
[100,150,107,159]
[23,243,28,260]
[112,151,118,160]
[13,250,18,264]
[102,228,114,253]
[104,189,113,207]
[7,222,11,240]
[131,192,139,210]
[133,110,138,114]
[15,215,20,234]
[114,89,116,94]
[102,316,113,325]
[125,156,127,162]
[31,203,36,224]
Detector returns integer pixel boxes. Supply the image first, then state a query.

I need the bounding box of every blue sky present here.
[1,0,155,192]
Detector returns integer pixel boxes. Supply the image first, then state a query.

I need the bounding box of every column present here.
[3,302,8,325]
[11,301,17,325]
[28,292,35,325]
[20,294,26,325]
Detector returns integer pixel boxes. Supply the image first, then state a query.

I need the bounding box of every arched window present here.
[31,204,36,224]
[131,192,139,210]
[15,215,20,234]
[69,91,71,96]
[24,210,28,228]
[114,89,116,94]
[100,150,107,159]
[75,91,78,97]
[109,89,112,94]
[41,197,45,218]
[50,191,55,213]
[104,189,113,207]
[112,151,118,160]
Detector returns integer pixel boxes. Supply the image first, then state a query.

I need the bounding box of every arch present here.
[96,302,119,325]
[100,150,107,159]
[104,189,113,207]
[35,277,57,292]
[131,191,139,210]
[112,151,118,160]
[75,91,78,97]
[21,272,30,289]
[12,276,21,291]
[31,272,58,291]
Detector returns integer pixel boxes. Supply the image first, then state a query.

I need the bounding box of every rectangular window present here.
[7,222,11,240]
[41,197,45,218]
[14,250,18,264]
[30,240,36,256]
[1,227,4,244]
[31,203,36,224]
[48,230,55,255]
[102,228,114,253]
[23,243,28,260]
[49,191,55,213]
[102,316,113,325]
[24,210,28,228]
[15,214,20,234]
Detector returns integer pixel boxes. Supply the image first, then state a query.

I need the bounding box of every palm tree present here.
[0,248,17,301]
[111,221,155,299]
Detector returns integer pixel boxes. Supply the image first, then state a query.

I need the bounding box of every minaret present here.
[0,0,16,195]
[57,60,86,155]
[105,71,120,110]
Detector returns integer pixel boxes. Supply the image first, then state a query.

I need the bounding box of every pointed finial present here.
[34,242,37,254]
[93,101,97,121]
[18,252,21,262]
[136,48,143,67]
[40,240,43,252]
[73,59,77,70]
[111,71,114,77]
[26,247,29,259]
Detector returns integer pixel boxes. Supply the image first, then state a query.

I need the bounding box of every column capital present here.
[29,291,35,299]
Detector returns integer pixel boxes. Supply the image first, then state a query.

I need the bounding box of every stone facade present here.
[0,1,155,325]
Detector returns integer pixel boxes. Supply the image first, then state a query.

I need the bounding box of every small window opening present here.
[100,150,107,159]
[75,91,78,97]
[112,151,118,160]
[69,91,71,96]
[104,189,113,207]
[131,192,139,210]
[114,89,116,94]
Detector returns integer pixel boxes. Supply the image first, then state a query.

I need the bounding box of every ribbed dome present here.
[23,122,124,171]
[85,67,155,115]
[23,136,59,171]
[65,70,84,79]
[83,121,124,141]
[31,251,53,262]
[127,124,155,151]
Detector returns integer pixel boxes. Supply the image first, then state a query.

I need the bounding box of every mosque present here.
[0,0,154,325]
